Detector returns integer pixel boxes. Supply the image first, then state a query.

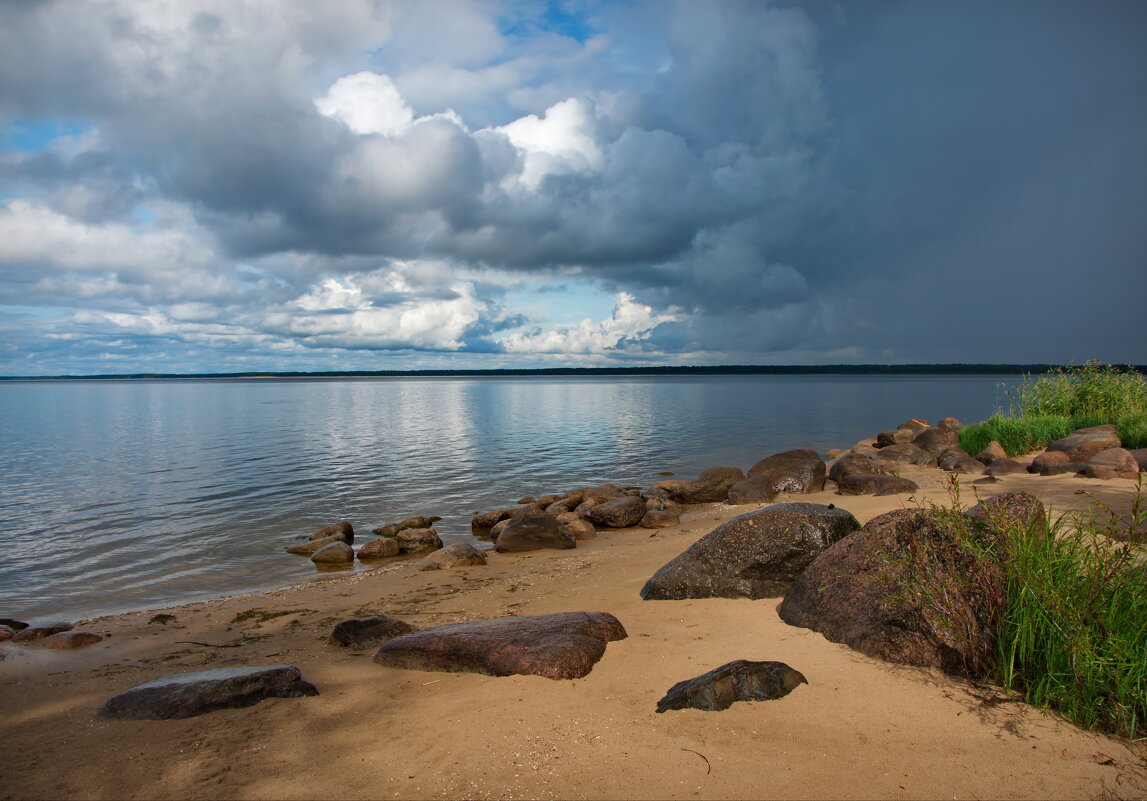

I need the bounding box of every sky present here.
[1,0,1145,375]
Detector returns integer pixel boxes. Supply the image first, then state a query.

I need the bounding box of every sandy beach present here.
[3,462,1145,801]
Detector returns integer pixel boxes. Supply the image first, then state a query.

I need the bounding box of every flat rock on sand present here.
[656,659,808,713]
[93,665,319,720]
[373,611,627,680]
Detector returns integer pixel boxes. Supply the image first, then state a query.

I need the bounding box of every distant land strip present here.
[3,364,1145,381]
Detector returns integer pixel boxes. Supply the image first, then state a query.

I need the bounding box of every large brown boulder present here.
[494,508,576,553]
[1083,448,1140,480]
[966,491,1047,534]
[470,507,521,538]
[913,427,962,456]
[584,495,646,528]
[779,504,1019,678]
[828,453,884,485]
[640,503,861,600]
[357,537,401,559]
[874,443,936,469]
[372,612,627,680]
[937,449,987,475]
[875,428,917,447]
[1029,450,1071,474]
[418,542,489,570]
[395,528,443,554]
[727,450,826,505]
[975,441,1008,465]
[1047,425,1122,462]
[311,541,354,563]
[94,665,318,720]
[641,496,683,528]
[986,458,1028,476]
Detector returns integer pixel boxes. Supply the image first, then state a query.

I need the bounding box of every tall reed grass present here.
[959,361,1147,455]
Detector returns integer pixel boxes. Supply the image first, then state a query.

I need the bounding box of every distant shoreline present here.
[4,362,1143,381]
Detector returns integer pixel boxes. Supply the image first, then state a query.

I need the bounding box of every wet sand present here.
[2,462,1145,800]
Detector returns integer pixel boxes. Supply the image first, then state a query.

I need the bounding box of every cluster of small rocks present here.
[1016,424,1145,480]
[0,618,104,650]
[283,518,488,570]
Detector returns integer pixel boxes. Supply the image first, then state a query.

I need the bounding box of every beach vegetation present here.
[959,361,1147,455]
[891,477,1147,740]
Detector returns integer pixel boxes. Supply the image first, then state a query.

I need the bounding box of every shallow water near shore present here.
[1,373,1016,621]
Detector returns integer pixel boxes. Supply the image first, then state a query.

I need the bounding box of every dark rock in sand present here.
[584,495,646,528]
[655,660,808,713]
[1047,425,1121,463]
[419,542,488,570]
[836,473,918,496]
[728,450,826,504]
[641,497,683,528]
[0,618,29,631]
[310,521,354,544]
[1084,448,1140,480]
[1030,450,1071,474]
[357,537,401,559]
[94,665,318,720]
[561,518,598,540]
[329,616,417,648]
[373,611,627,680]
[913,427,962,456]
[937,449,987,475]
[986,458,1027,476]
[42,631,104,650]
[396,528,443,554]
[828,453,884,485]
[310,541,354,563]
[12,622,74,643]
[780,507,1006,678]
[640,503,860,600]
[495,507,576,553]
[975,441,1008,465]
[1042,462,1089,476]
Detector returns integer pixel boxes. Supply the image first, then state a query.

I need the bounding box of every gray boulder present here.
[373,612,627,680]
[836,473,918,496]
[655,660,807,713]
[640,503,861,600]
[495,508,576,553]
[329,616,417,648]
[94,665,318,720]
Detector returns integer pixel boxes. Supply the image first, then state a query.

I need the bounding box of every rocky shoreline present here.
[2,414,1145,800]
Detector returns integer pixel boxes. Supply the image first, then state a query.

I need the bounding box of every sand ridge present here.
[2,463,1145,800]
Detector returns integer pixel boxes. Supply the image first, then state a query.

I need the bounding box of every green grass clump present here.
[994,484,1147,739]
[959,415,1076,457]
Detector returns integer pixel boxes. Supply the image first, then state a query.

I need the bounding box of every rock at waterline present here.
[285,534,346,555]
[310,541,354,563]
[93,665,318,720]
[309,521,353,544]
[584,495,646,528]
[395,528,443,554]
[11,622,74,643]
[329,616,417,649]
[357,537,402,559]
[373,516,444,537]
[373,611,627,680]
[650,466,746,505]
[0,618,29,631]
[43,631,104,649]
[641,496,683,528]
[419,542,489,570]
[640,502,861,600]
[656,660,808,713]
[495,507,576,553]
[727,449,826,505]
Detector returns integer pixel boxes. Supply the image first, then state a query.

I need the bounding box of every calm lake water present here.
[1,374,1016,622]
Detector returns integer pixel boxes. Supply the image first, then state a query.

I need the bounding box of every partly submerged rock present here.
[655,660,808,713]
[584,495,645,528]
[373,611,627,680]
[357,537,402,559]
[11,623,74,643]
[495,508,575,553]
[309,521,354,544]
[93,665,318,720]
[42,631,104,650]
[395,528,443,554]
[310,541,355,563]
[640,503,860,600]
